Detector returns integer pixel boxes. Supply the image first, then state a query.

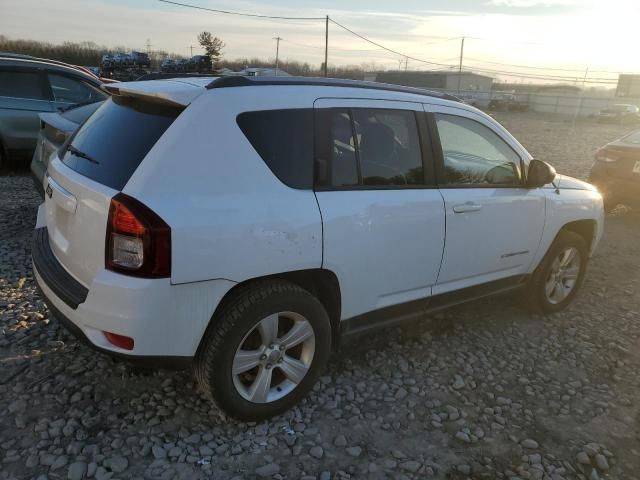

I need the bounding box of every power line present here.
[328,17,452,68]
[158,0,324,20]
[156,0,630,82]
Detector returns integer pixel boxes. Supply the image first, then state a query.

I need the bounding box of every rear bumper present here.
[32,227,236,366]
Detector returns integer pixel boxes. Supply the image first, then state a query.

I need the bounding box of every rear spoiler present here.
[102,80,206,107]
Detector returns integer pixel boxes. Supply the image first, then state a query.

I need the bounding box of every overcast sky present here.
[1,0,637,81]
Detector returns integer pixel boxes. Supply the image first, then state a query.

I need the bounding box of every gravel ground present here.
[1,113,639,480]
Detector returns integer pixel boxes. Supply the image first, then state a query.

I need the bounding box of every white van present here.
[33,76,604,419]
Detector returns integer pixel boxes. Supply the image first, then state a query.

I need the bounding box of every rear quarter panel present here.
[124,87,323,285]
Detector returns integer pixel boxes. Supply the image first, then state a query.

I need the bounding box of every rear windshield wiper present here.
[65,144,100,165]
[57,100,99,113]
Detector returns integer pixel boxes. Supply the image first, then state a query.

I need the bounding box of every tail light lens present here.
[106,193,171,278]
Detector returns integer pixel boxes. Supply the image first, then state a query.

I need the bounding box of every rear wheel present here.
[194,280,331,420]
[526,230,588,314]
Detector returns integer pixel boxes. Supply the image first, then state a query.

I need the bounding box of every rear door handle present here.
[453,202,482,213]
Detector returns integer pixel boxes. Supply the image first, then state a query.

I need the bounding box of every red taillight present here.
[104,331,134,350]
[106,193,171,278]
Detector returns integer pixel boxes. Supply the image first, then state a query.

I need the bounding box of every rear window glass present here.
[237,109,314,189]
[61,96,182,190]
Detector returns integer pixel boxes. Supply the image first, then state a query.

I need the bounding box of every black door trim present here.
[340,274,528,337]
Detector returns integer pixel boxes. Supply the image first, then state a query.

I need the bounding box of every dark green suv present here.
[0,54,108,169]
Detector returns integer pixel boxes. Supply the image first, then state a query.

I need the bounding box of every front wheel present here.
[194,280,331,420]
[526,230,588,314]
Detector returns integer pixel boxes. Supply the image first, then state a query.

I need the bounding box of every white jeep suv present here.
[33,76,604,420]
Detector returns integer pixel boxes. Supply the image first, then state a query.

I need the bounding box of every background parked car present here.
[190,55,212,72]
[175,58,190,72]
[0,54,108,169]
[597,104,640,124]
[589,129,640,211]
[30,101,104,193]
[489,93,529,112]
[112,53,129,68]
[130,51,151,68]
[100,54,113,70]
[160,58,176,73]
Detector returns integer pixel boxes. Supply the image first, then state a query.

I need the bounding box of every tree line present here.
[0,35,371,79]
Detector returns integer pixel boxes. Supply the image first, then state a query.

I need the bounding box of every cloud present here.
[486,0,582,6]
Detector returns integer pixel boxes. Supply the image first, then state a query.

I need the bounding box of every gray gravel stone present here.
[400,461,421,472]
[152,445,167,459]
[334,435,347,447]
[577,451,591,465]
[595,454,609,471]
[346,446,362,457]
[67,461,87,480]
[255,463,279,477]
[309,446,324,459]
[107,456,128,473]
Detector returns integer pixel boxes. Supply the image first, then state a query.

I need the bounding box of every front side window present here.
[0,71,47,100]
[48,73,106,104]
[435,113,521,186]
[316,108,425,188]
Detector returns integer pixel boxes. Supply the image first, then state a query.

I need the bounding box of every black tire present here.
[194,280,332,420]
[526,230,589,314]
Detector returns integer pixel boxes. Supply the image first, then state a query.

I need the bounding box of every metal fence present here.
[430,88,640,117]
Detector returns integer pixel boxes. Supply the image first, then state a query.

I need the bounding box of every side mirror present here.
[527,159,556,188]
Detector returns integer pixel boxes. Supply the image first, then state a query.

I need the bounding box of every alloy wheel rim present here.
[544,247,581,304]
[232,312,315,403]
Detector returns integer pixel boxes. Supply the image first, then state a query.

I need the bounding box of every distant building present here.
[368,70,494,92]
[616,74,640,97]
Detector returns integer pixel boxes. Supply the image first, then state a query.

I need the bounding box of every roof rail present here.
[206,75,461,102]
[0,53,99,79]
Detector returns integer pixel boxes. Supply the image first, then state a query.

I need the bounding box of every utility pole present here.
[189,45,194,56]
[457,36,465,94]
[324,15,329,77]
[572,66,589,127]
[405,57,408,72]
[273,36,282,76]
[146,39,152,54]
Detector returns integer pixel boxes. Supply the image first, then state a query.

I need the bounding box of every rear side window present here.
[61,96,182,190]
[237,109,314,189]
[316,108,426,188]
[0,71,47,100]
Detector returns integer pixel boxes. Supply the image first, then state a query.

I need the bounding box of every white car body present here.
[33,76,604,364]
